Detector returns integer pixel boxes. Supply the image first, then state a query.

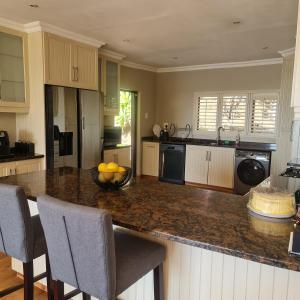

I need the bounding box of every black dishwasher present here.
[159,143,186,184]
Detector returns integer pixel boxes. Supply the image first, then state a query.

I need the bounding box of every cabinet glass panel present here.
[0,32,25,102]
[106,60,119,109]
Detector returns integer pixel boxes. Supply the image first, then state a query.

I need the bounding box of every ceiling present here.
[0,0,298,67]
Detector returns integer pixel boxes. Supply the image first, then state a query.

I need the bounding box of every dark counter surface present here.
[0,153,44,164]
[142,136,277,152]
[0,167,299,271]
[103,144,131,150]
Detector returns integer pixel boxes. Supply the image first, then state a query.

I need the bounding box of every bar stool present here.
[37,195,166,300]
[0,183,52,300]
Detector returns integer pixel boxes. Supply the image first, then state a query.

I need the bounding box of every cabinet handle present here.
[72,67,76,81]
[82,117,85,130]
[160,153,165,177]
[75,67,79,81]
[206,151,209,161]
[209,151,212,161]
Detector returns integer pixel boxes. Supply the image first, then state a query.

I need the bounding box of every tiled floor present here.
[0,253,48,300]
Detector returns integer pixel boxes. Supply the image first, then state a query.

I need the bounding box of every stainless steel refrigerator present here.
[45,85,103,170]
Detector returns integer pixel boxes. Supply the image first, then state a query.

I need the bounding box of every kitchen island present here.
[1,167,300,300]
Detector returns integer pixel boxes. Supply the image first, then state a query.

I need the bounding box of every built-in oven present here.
[159,143,186,184]
[104,127,122,147]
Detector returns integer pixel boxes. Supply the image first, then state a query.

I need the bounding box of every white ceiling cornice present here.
[278,47,295,57]
[0,17,25,31]
[24,21,105,48]
[121,60,158,73]
[99,49,126,60]
[156,58,283,73]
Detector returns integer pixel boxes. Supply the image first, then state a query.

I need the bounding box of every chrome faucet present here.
[217,126,225,144]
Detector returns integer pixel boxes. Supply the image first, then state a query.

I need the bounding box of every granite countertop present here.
[104,144,131,150]
[0,153,44,164]
[0,167,299,271]
[142,136,277,152]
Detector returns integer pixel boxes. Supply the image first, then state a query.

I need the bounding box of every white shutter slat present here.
[251,93,278,135]
[196,96,218,132]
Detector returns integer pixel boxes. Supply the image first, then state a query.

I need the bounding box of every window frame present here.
[193,90,279,141]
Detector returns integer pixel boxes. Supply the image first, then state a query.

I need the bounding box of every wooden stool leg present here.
[53,280,64,300]
[46,254,54,300]
[154,263,164,300]
[23,261,34,300]
[82,292,91,300]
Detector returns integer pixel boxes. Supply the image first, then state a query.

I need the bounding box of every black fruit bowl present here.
[90,167,132,190]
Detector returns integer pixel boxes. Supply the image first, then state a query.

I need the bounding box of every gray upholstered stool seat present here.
[114,229,165,295]
[0,183,52,300]
[37,195,166,300]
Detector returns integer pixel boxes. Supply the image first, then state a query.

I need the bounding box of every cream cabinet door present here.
[0,162,16,177]
[185,145,210,184]
[15,159,42,175]
[73,43,98,90]
[117,147,131,167]
[207,147,235,188]
[44,33,72,86]
[142,142,159,177]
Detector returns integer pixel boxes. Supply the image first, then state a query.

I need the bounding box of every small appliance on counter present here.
[159,124,169,141]
[14,141,35,155]
[0,131,12,157]
[281,158,300,178]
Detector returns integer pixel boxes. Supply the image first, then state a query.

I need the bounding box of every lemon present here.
[107,162,119,172]
[113,172,125,183]
[98,163,107,172]
[98,173,107,183]
[118,166,126,173]
[104,172,114,181]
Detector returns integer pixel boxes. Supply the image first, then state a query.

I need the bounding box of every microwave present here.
[104,127,122,147]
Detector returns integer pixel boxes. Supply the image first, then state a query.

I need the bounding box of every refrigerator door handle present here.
[82,117,85,130]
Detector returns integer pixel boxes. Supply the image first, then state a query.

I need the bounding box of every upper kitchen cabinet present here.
[44,33,98,90]
[0,26,29,113]
[100,57,120,115]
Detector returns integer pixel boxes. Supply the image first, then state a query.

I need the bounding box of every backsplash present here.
[0,113,16,145]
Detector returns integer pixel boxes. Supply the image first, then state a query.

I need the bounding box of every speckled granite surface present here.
[1,167,299,271]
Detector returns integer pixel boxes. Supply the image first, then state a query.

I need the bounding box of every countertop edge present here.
[0,154,44,164]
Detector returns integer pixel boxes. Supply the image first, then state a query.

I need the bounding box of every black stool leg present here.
[46,254,54,300]
[82,292,91,300]
[53,280,64,300]
[23,261,34,300]
[154,263,164,300]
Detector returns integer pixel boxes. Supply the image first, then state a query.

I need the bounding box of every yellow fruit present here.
[98,163,107,172]
[98,173,107,183]
[103,172,114,181]
[112,172,125,183]
[107,162,119,172]
[118,166,126,173]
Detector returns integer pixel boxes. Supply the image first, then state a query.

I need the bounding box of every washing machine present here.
[234,150,271,195]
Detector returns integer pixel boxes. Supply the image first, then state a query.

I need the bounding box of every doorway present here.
[115,90,138,176]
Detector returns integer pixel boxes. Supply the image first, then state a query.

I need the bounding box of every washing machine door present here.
[237,158,266,186]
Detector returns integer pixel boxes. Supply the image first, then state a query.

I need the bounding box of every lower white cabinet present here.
[104,147,131,167]
[142,142,159,177]
[185,145,234,189]
[0,158,43,177]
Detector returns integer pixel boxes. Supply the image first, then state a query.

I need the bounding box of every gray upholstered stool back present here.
[0,183,33,262]
[37,195,116,300]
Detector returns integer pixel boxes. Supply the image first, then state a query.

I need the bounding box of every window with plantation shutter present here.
[196,95,218,131]
[251,93,278,135]
[221,94,247,131]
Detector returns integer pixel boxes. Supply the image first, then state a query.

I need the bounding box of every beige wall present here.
[120,66,156,137]
[0,113,16,144]
[155,64,283,127]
